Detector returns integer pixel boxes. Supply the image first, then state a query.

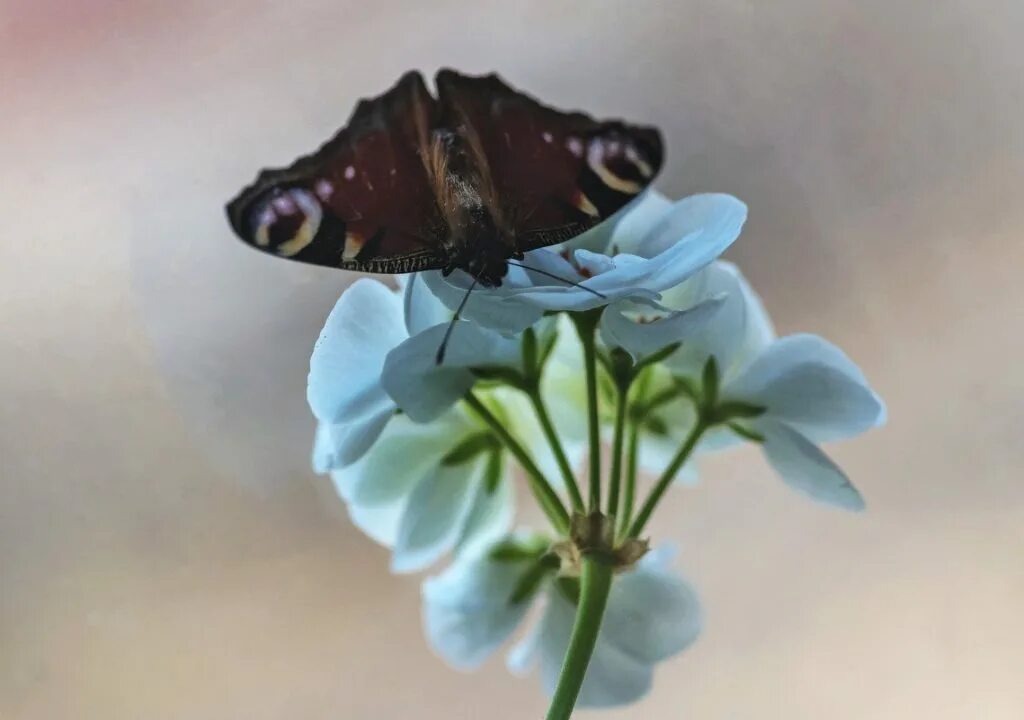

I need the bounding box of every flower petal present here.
[600,547,702,663]
[530,586,654,708]
[455,471,516,559]
[600,295,725,361]
[307,279,405,423]
[562,190,673,255]
[331,472,407,546]
[391,459,486,573]
[663,261,775,380]
[311,407,393,473]
[422,542,536,670]
[758,420,866,510]
[403,272,451,336]
[636,193,747,260]
[381,323,520,423]
[421,270,545,334]
[725,334,886,441]
[339,412,470,507]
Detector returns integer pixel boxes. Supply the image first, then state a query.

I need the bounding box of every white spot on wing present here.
[566,137,584,157]
[542,131,553,143]
[344,165,356,180]
[314,179,334,200]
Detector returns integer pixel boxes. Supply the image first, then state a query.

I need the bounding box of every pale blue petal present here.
[725,334,885,442]
[391,459,484,573]
[560,190,673,255]
[331,472,407,547]
[455,473,516,559]
[525,195,744,306]
[342,412,471,507]
[421,270,545,334]
[636,193,748,260]
[311,407,393,473]
[600,296,725,361]
[533,588,654,708]
[572,249,619,277]
[520,248,583,284]
[758,419,866,511]
[381,323,520,423]
[601,547,702,663]
[404,273,451,336]
[307,279,405,423]
[422,542,536,670]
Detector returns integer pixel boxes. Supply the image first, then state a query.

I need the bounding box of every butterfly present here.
[226,69,664,289]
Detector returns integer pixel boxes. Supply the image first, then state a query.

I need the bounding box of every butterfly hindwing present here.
[434,69,664,252]
[226,72,449,274]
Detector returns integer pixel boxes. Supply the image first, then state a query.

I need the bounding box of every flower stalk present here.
[544,555,614,720]
[628,416,708,538]
[464,391,570,534]
[572,311,603,512]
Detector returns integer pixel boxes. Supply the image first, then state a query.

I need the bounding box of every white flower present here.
[422,538,701,708]
[309,273,521,467]
[307,276,530,572]
[422,192,747,334]
[331,403,514,573]
[718,334,887,509]
[634,262,886,509]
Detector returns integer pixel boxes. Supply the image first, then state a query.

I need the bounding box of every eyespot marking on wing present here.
[250,187,322,257]
[587,138,644,195]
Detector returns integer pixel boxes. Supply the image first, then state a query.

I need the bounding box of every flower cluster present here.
[307,191,885,716]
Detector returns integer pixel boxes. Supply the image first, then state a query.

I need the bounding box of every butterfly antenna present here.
[506,261,607,299]
[435,274,481,366]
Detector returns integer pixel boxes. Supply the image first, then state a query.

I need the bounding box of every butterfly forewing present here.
[226,72,449,274]
[434,70,664,252]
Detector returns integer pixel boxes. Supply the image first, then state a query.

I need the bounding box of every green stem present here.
[464,392,570,534]
[606,384,629,521]
[627,418,708,538]
[617,420,640,539]
[544,557,614,720]
[527,388,586,512]
[572,312,602,512]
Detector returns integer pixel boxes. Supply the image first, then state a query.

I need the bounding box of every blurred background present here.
[2,1,1023,718]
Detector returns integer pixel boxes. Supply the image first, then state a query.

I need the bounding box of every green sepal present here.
[538,326,559,369]
[554,576,581,606]
[507,553,561,606]
[634,342,681,371]
[726,421,766,443]
[441,432,498,466]
[644,414,669,436]
[471,365,529,390]
[488,535,549,563]
[701,356,720,408]
[714,401,767,420]
[482,449,503,493]
[521,327,538,377]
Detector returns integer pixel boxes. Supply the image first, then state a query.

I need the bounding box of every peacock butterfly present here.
[226,69,663,288]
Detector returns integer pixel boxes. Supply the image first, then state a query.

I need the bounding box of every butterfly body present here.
[226,70,664,286]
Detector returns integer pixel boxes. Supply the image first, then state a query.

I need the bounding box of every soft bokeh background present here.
[3,1,1023,718]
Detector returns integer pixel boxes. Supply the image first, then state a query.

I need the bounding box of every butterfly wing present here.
[226,71,449,274]
[434,69,664,252]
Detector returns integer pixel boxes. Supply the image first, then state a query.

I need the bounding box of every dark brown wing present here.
[434,69,664,251]
[226,72,448,275]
